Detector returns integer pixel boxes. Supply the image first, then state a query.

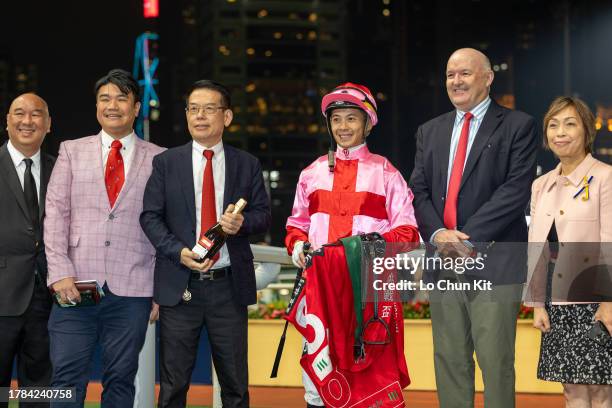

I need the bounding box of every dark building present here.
[0,55,38,145]
[158,0,347,245]
[347,0,612,180]
[594,103,612,162]
[153,0,612,244]
[346,0,523,176]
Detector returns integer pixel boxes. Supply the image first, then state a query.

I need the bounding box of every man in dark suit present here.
[0,93,55,407]
[140,80,271,408]
[409,48,538,407]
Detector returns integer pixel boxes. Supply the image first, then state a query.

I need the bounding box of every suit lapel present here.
[223,144,237,210]
[39,154,54,219]
[460,101,504,190]
[0,144,29,219]
[179,142,197,228]
[91,134,111,210]
[436,112,456,195]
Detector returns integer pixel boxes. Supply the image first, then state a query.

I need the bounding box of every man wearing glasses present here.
[140,80,270,408]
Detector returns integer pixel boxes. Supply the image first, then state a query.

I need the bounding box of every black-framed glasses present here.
[185,105,228,115]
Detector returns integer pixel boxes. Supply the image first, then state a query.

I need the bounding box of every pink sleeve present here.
[380,169,420,248]
[44,142,77,286]
[525,179,547,307]
[600,166,612,242]
[285,173,311,253]
[385,169,418,231]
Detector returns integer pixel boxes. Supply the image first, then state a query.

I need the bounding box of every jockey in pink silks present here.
[285,82,419,408]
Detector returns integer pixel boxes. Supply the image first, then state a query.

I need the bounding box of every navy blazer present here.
[140,142,271,306]
[409,101,538,283]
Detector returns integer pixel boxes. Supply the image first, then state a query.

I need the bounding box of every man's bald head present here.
[6,93,51,157]
[446,48,494,112]
[449,48,492,72]
[9,93,50,115]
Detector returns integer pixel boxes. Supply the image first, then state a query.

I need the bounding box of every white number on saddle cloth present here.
[295,297,332,380]
[295,297,351,407]
[295,297,325,353]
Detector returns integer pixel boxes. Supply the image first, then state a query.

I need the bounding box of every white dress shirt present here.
[7,140,41,201]
[192,140,230,268]
[100,130,136,176]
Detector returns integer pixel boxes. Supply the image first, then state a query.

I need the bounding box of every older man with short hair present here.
[410,48,538,407]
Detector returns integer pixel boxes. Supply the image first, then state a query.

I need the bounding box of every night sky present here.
[2,0,612,247]
[2,0,612,169]
[0,0,146,154]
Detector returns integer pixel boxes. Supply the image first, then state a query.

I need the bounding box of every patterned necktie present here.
[443,112,474,229]
[23,158,40,238]
[200,150,219,261]
[105,140,125,208]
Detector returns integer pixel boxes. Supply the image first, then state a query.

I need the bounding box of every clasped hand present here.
[433,229,472,258]
[180,205,244,272]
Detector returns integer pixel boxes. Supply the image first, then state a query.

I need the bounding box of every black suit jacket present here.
[0,143,55,316]
[409,101,538,283]
[140,142,271,306]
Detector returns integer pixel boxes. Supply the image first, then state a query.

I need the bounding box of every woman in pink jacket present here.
[528,96,612,406]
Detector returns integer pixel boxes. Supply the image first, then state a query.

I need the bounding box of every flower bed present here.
[249,301,534,320]
[248,300,288,320]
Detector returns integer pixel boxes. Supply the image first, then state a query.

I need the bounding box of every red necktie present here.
[443,112,474,229]
[201,150,219,261]
[105,140,125,208]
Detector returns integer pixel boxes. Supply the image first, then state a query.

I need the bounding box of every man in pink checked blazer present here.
[44,69,164,408]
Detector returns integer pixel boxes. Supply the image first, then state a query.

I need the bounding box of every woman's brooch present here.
[573,175,593,201]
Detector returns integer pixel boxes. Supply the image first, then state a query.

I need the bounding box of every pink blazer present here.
[45,134,165,297]
[526,154,612,305]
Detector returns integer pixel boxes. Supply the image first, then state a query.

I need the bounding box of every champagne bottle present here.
[192,198,247,260]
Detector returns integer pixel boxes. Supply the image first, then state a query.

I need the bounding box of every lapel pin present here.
[572,175,593,201]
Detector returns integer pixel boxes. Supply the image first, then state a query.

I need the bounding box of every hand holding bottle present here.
[192,199,247,260]
[220,203,244,235]
[180,247,214,271]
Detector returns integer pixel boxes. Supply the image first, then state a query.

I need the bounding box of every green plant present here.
[403,301,431,319]
[248,300,288,320]
[247,300,534,320]
[518,304,534,319]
